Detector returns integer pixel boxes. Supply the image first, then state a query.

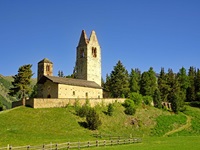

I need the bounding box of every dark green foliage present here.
[195,69,200,101]
[30,85,37,98]
[103,74,112,97]
[0,99,3,111]
[123,99,135,108]
[153,89,162,109]
[123,99,136,115]
[58,70,64,77]
[86,108,102,130]
[166,70,185,113]
[107,103,114,116]
[75,99,91,117]
[186,66,196,102]
[189,101,200,108]
[124,106,136,115]
[8,64,33,100]
[128,92,143,105]
[158,68,170,102]
[140,67,157,97]
[109,61,130,98]
[143,95,153,106]
[129,68,141,93]
[177,67,189,102]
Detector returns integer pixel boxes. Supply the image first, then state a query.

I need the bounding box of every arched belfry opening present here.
[75,30,102,86]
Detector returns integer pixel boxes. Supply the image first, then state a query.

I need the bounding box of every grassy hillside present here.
[0,103,199,147]
[0,75,36,109]
[83,136,200,150]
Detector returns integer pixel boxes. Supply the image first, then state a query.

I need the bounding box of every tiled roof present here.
[38,75,102,89]
[38,58,53,64]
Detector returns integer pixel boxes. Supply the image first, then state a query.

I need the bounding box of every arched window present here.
[46,65,50,71]
[92,47,97,58]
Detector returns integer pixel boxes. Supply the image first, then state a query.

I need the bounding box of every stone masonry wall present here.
[26,98,126,108]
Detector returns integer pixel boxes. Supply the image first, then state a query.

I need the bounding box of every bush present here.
[123,99,136,115]
[86,108,102,130]
[75,99,91,117]
[124,106,136,115]
[189,101,200,108]
[123,99,134,107]
[107,103,114,116]
[128,92,143,105]
[143,96,153,106]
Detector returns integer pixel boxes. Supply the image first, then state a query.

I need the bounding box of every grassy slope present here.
[1,103,199,147]
[83,136,200,150]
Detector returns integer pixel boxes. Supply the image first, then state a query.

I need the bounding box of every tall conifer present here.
[110,61,130,98]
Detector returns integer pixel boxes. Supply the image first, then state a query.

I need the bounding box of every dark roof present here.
[38,75,102,89]
[38,58,53,64]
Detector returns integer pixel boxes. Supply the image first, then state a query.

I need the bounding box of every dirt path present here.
[163,114,192,137]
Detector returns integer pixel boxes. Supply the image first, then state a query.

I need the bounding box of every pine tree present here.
[153,88,162,109]
[110,61,130,98]
[86,108,102,130]
[9,64,33,105]
[177,67,189,102]
[166,69,184,113]
[158,68,169,102]
[103,74,112,98]
[129,68,140,93]
[186,66,196,102]
[58,70,64,77]
[140,67,157,97]
[195,68,200,101]
[166,68,175,102]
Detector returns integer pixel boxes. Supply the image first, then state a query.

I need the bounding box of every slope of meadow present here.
[0,102,199,147]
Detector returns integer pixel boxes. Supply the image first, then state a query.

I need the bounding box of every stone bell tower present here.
[75,30,102,86]
[37,58,53,82]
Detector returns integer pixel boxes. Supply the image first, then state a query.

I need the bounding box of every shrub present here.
[123,99,136,115]
[123,99,134,108]
[124,106,136,115]
[75,99,91,117]
[128,92,143,105]
[107,103,114,116]
[143,96,153,106]
[86,108,102,130]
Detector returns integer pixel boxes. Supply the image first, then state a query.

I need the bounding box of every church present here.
[36,30,103,99]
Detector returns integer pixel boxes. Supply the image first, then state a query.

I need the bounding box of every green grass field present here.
[0,103,200,149]
[82,136,200,150]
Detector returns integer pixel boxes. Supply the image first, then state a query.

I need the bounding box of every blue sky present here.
[0,0,200,79]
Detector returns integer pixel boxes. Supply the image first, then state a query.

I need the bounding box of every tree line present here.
[103,60,200,113]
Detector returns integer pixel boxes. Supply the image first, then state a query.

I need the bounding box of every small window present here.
[92,47,97,58]
[73,91,75,96]
[46,65,50,71]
